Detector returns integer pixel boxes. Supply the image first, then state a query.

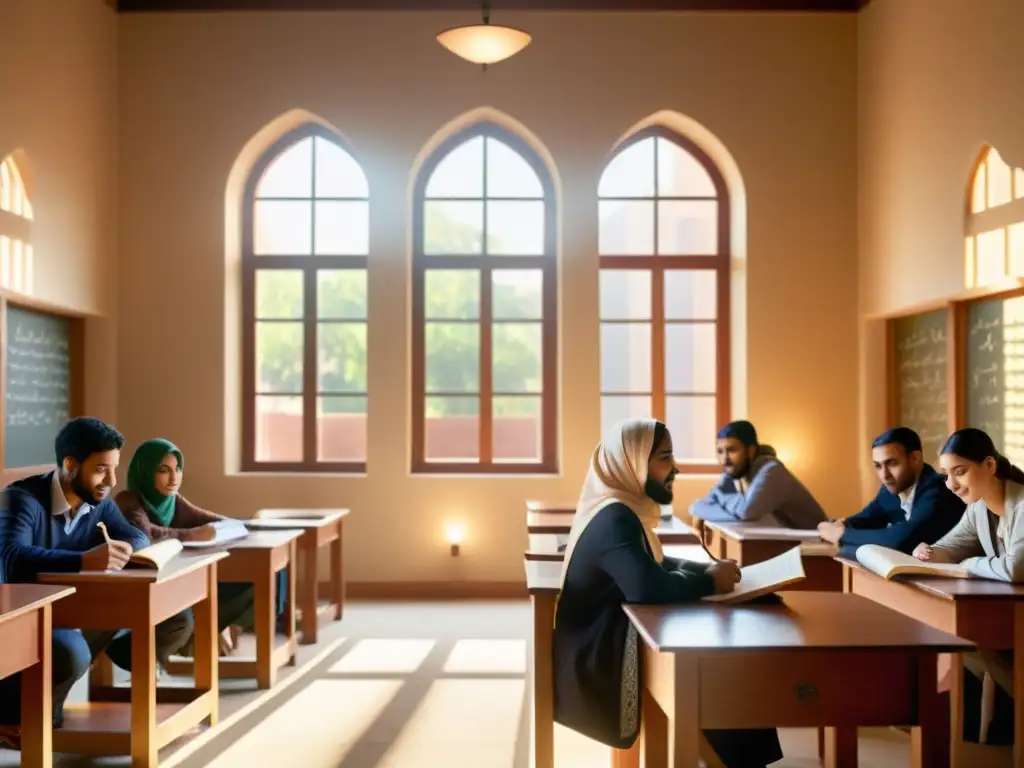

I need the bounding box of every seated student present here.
[0,417,193,743]
[553,418,783,768]
[914,427,1024,580]
[913,428,1021,745]
[115,438,286,654]
[818,426,964,558]
[689,420,826,528]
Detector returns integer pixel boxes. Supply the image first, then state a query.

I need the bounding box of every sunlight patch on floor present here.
[377,679,525,767]
[442,639,527,674]
[328,639,436,674]
[202,679,401,767]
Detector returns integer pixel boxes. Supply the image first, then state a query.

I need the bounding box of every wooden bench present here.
[37,551,225,767]
[163,529,300,689]
[0,584,76,768]
[247,508,348,645]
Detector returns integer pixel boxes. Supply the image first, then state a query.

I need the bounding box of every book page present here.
[702,545,806,604]
[128,538,184,570]
[855,544,968,579]
[181,519,250,548]
[722,525,823,541]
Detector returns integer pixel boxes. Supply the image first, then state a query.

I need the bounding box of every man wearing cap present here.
[689,420,827,527]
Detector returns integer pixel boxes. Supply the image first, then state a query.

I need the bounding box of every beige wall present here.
[858,0,1024,496]
[0,0,119,425]
[117,11,858,583]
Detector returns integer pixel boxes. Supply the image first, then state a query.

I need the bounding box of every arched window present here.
[965,146,1024,288]
[597,127,730,470]
[411,123,557,473]
[241,125,369,472]
[0,153,34,293]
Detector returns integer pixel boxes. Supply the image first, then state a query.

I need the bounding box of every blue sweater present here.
[0,472,149,583]
[837,464,965,558]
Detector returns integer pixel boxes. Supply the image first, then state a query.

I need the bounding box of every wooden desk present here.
[843,559,1024,766]
[37,551,226,767]
[247,508,348,644]
[0,584,76,768]
[524,545,711,768]
[703,522,843,592]
[527,511,697,544]
[164,530,300,688]
[629,592,974,768]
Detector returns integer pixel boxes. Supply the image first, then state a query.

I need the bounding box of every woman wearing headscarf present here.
[115,438,284,655]
[553,418,783,767]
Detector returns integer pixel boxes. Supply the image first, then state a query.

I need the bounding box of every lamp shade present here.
[436,23,531,65]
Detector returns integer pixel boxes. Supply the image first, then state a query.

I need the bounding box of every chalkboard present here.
[966,295,1024,466]
[4,305,72,467]
[893,310,949,462]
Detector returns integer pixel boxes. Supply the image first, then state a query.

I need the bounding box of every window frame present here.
[411,122,558,474]
[241,123,369,473]
[598,126,731,473]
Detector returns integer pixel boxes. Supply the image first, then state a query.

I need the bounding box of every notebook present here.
[124,538,183,571]
[702,545,806,604]
[180,518,250,548]
[854,544,969,579]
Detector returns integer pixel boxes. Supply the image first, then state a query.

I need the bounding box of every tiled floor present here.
[1,601,1014,767]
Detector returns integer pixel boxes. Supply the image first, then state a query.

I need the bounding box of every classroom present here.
[0,0,1022,766]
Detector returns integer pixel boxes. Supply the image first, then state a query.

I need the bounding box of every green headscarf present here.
[127,438,183,527]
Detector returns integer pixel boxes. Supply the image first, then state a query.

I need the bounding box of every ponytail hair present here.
[940,428,1024,486]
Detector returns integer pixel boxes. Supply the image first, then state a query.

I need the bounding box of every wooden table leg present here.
[300,538,319,645]
[669,656,700,768]
[612,740,640,768]
[20,605,52,768]
[911,652,947,767]
[255,557,276,689]
[641,692,668,768]
[532,593,555,768]
[822,727,857,768]
[194,565,219,724]
[948,650,964,766]
[1015,604,1024,768]
[285,540,298,666]
[331,522,344,621]
[130,622,157,768]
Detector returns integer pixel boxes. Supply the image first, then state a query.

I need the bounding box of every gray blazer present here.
[933,479,1024,583]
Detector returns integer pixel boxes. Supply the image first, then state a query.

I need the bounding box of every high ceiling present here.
[117,0,870,12]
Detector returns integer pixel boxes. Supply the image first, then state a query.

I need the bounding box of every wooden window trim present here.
[411,122,558,475]
[241,124,368,473]
[598,126,730,475]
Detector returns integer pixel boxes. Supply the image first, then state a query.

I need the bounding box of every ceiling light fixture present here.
[436,1,531,69]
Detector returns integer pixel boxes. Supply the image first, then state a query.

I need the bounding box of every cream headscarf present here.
[559,418,665,589]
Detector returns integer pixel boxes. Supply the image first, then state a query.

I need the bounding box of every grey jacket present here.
[688,445,827,528]
[933,479,1024,583]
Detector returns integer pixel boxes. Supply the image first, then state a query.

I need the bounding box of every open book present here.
[703,545,806,604]
[180,518,249,548]
[854,544,968,580]
[125,538,183,571]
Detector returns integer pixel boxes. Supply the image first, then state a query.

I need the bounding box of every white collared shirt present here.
[898,482,917,522]
[51,471,93,536]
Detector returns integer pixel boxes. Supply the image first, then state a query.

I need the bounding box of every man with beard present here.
[0,417,193,744]
[817,426,964,558]
[689,420,826,528]
[553,419,782,767]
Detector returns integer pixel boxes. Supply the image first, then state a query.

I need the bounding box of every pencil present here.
[96,521,112,545]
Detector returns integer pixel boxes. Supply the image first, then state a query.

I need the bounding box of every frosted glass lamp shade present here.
[436,24,531,65]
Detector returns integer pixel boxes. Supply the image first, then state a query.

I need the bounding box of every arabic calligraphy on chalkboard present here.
[4,306,72,467]
[893,310,949,461]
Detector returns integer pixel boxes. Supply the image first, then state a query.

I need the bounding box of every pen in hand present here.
[691,518,720,562]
